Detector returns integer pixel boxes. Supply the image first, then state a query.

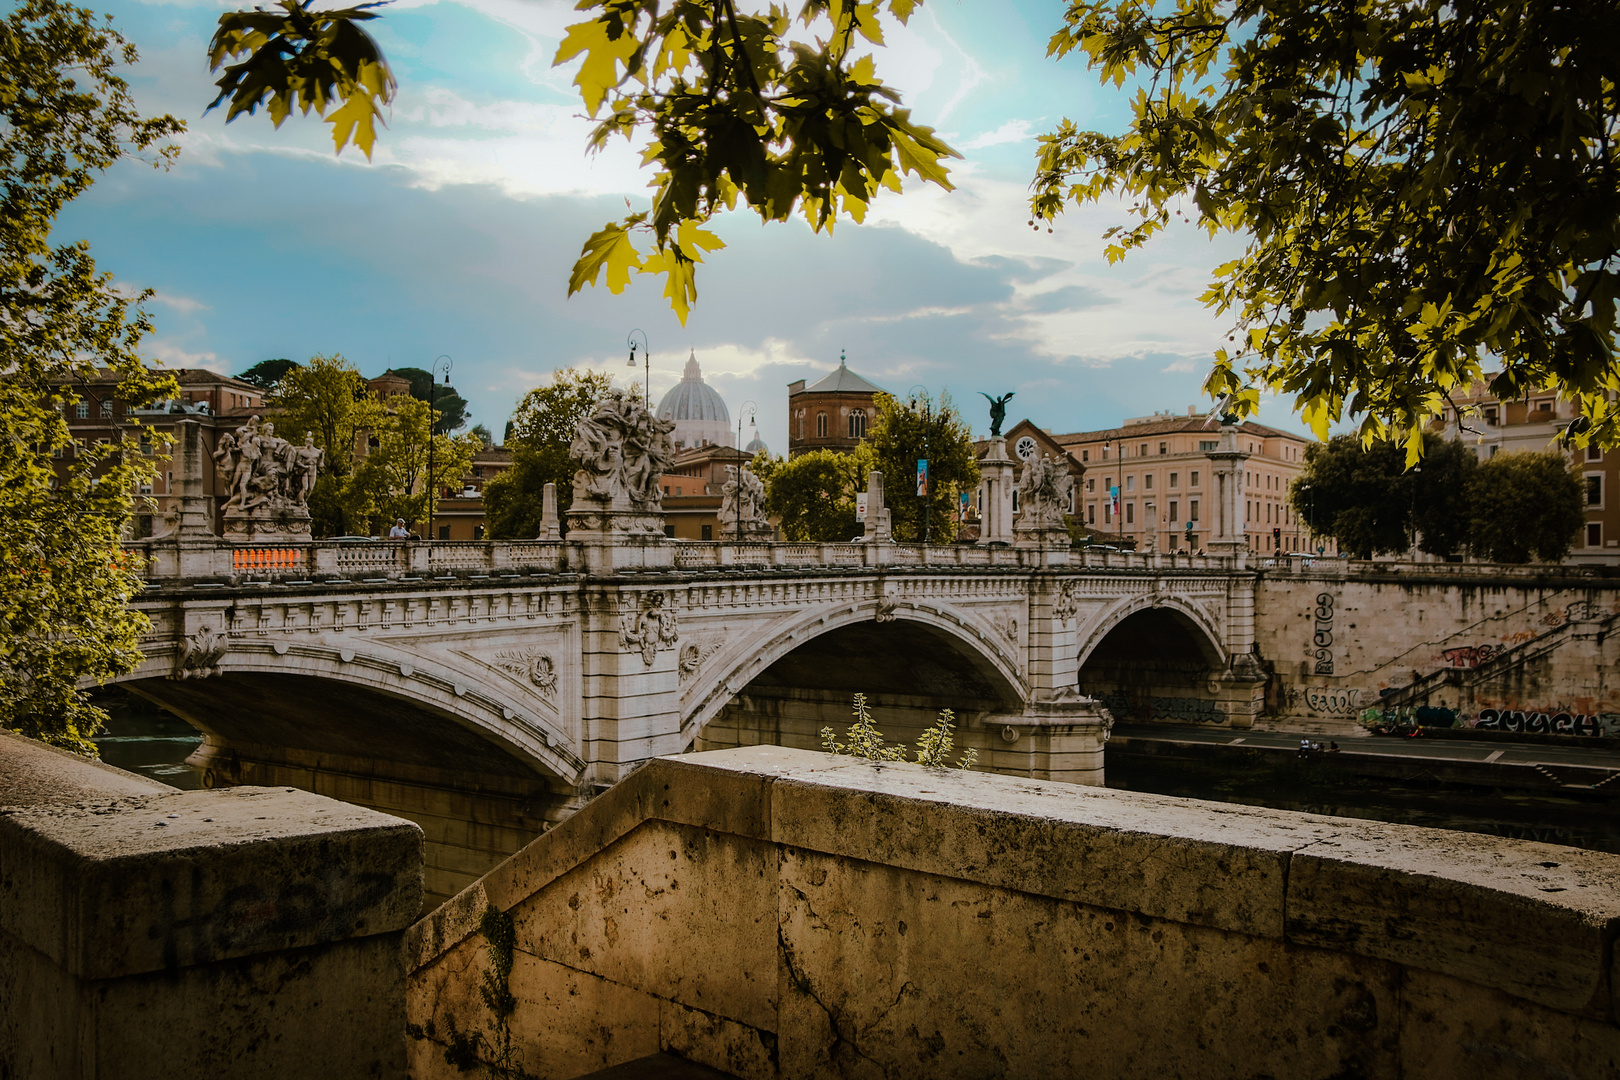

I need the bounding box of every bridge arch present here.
[1074,594,1229,724]
[109,639,584,786]
[682,597,1029,745]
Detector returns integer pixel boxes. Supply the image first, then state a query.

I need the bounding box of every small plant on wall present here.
[822,693,978,769]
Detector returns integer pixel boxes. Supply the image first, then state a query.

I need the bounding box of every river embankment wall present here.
[406,745,1620,1079]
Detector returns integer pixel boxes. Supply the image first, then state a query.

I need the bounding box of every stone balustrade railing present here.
[127,536,1250,585]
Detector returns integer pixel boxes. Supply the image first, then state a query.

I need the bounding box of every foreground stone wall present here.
[406,746,1620,1080]
[0,730,424,1080]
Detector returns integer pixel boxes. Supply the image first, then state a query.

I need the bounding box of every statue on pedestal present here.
[567,389,677,536]
[212,416,322,540]
[1014,453,1073,545]
[979,392,1015,438]
[719,464,771,540]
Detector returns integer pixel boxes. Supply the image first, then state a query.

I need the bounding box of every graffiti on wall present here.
[1098,692,1224,724]
[1474,709,1620,737]
[1303,686,1363,715]
[1312,592,1335,675]
[1540,599,1610,628]
[1441,644,1499,669]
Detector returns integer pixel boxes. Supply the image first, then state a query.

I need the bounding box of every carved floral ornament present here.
[490,649,558,698]
[1052,581,1082,624]
[679,638,724,684]
[621,591,680,666]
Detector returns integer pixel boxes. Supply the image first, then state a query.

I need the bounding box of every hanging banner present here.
[856,493,868,522]
[916,459,929,496]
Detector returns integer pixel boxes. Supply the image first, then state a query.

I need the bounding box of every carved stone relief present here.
[679,638,725,684]
[175,625,227,679]
[1052,581,1081,624]
[212,415,322,539]
[490,649,558,698]
[718,465,772,540]
[569,390,676,534]
[621,592,680,666]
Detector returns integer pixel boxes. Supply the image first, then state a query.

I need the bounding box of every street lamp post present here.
[1301,481,1319,554]
[908,385,930,545]
[427,354,452,541]
[626,329,650,402]
[1104,439,1121,545]
[735,401,756,539]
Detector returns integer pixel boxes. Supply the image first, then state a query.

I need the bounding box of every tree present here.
[1031,0,1620,455]
[760,447,872,542]
[269,353,384,536]
[1290,433,1477,559]
[1466,453,1584,564]
[867,391,978,543]
[235,358,300,391]
[1,0,183,752]
[386,365,469,434]
[483,368,614,539]
[469,423,494,449]
[350,396,478,534]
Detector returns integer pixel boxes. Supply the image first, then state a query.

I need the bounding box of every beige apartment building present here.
[1438,382,1620,564]
[1003,408,1322,554]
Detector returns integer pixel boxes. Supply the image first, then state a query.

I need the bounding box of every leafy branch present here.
[555,0,959,322]
[821,692,978,769]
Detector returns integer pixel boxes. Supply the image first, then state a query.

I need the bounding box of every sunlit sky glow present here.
[57,0,1313,450]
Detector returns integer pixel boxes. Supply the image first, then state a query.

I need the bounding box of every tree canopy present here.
[484,368,614,539]
[269,353,384,536]
[756,446,873,542]
[1465,452,1584,564]
[866,390,978,543]
[1291,434,1583,563]
[385,365,469,434]
[350,395,479,534]
[235,357,300,391]
[1032,0,1620,456]
[1,0,183,751]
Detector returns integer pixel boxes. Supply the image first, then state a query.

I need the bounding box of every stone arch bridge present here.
[118,535,1263,906]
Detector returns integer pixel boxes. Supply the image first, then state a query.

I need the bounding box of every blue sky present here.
[57,0,1303,450]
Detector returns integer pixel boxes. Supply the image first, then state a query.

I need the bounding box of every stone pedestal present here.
[536,481,561,541]
[985,696,1113,785]
[977,438,1017,544]
[862,469,892,543]
[1204,423,1251,557]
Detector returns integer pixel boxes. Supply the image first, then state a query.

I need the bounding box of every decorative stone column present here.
[1204,422,1251,558]
[977,437,1017,544]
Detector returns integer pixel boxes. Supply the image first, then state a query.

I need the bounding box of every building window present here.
[1012,489,1021,513]
[1485,406,1498,425]
[817,413,828,438]
[1588,523,1602,547]
[848,409,866,439]
[1190,499,1199,522]
[701,524,713,540]
[1586,445,1603,462]
[1088,504,1096,524]
[1139,443,1147,456]
[1125,476,1134,492]
[1535,400,1553,413]
[75,401,89,419]
[1199,440,1216,451]
[1169,472,1178,488]
[1169,500,1178,523]
[438,525,451,540]
[1159,441,1167,455]
[1144,474,1154,490]
[1126,502,1134,524]
[1190,471,1200,487]
[1087,478,1095,492]
[1081,449,1089,462]
[1587,475,1603,507]
[100,398,113,417]
[796,414,804,440]
[473,525,485,540]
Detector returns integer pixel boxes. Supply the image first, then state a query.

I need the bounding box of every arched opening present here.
[695,617,1023,758]
[124,672,576,910]
[1078,606,1225,725]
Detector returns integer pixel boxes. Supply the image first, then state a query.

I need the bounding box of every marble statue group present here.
[212,416,322,536]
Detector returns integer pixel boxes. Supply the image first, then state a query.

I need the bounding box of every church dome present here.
[658,351,730,426]
[745,434,768,455]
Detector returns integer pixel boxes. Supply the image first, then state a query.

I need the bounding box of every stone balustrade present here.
[128,536,1242,585]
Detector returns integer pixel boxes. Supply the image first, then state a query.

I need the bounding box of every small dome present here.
[745,434,768,455]
[657,350,730,425]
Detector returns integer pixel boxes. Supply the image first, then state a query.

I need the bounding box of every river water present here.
[90,693,1619,854]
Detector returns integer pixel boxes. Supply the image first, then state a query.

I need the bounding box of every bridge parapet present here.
[128,537,1243,585]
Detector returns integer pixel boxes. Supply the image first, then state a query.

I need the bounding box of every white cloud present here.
[149,292,209,314]
[144,340,226,371]
[961,119,1036,151]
